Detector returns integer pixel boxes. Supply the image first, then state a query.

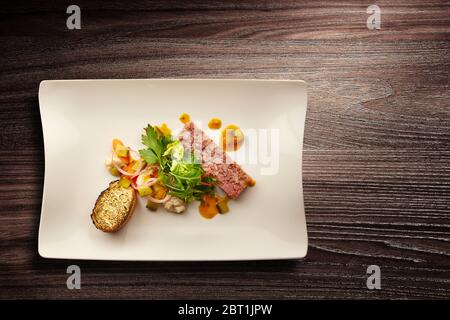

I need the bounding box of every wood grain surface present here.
[0,0,449,299]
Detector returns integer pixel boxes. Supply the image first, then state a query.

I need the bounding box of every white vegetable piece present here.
[163,196,186,213]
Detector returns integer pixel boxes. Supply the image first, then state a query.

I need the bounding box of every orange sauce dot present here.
[179,113,190,124]
[208,118,222,130]
[199,195,219,219]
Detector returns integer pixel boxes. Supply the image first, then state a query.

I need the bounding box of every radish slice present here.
[131,176,158,191]
[128,148,141,161]
[147,194,170,204]
[145,177,158,186]
[128,149,143,174]
[141,178,158,188]
[130,177,138,190]
[111,146,162,194]
[112,150,143,178]
[136,171,157,185]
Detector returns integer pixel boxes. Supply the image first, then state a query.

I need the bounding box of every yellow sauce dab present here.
[199,195,219,219]
[157,123,172,136]
[220,124,244,151]
[208,118,222,130]
[247,178,256,187]
[179,113,190,124]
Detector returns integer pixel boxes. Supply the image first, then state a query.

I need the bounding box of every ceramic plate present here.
[38,79,308,260]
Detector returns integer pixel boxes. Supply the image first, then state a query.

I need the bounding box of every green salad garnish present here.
[139,125,215,202]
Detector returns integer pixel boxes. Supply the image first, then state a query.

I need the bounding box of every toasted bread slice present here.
[91,180,136,232]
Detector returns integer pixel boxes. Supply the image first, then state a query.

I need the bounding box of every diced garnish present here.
[115,145,129,158]
[123,160,141,173]
[110,141,144,178]
[146,200,159,211]
[157,123,172,136]
[136,172,150,186]
[109,166,120,177]
[152,183,167,200]
[216,196,229,214]
[119,177,131,188]
[112,138,124,151]
[138,185,153,197]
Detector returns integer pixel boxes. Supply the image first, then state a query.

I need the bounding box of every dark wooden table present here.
[1,0,449,299]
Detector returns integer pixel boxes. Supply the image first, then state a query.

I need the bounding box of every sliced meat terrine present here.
[178,122,254,199]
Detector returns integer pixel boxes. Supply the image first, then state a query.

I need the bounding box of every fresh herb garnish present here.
[139,125,172,166]
[139,125,215,203]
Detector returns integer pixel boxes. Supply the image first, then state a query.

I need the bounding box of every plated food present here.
[91,114,255,232]
[39,79,307,260]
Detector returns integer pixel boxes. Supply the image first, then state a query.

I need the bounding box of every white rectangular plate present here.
[38,79,308,260]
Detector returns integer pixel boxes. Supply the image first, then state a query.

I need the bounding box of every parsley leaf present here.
[139,149,159,165]
[141,125,162,159]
